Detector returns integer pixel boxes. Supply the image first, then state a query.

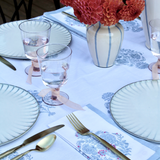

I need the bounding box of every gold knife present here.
[62,11,80,22]
[0,56,16,71]
[0,124,64,159]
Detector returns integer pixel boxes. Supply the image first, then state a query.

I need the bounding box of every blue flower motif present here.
[130,53,141,59]
[115,49,148,69]
[90,155,101,160]
[104,102,110,112]
[98,150,108,156]
[102,92,114,115]
[102,93,114,101]
[76,131,131,160]
[135,62,149,69]
[82,143,97,155]
[100,134,117,145]
[28,90,56,116]
[0,152,33,160]
[28,90,42,104]
[120,20,142,32]
[116,58,130,65]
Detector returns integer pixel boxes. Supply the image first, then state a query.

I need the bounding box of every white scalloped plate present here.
[0,83,39,146]
[110,79,160,143]
[0,20,71,59]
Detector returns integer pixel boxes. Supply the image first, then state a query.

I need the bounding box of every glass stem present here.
[158,59,160,69]
[33,66,40,71]
[51,88,60,100]
[32,60,40,71]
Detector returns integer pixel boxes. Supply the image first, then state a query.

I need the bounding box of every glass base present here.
[148,62,160,74]
[25,65,41,77]
[42,91,69,106]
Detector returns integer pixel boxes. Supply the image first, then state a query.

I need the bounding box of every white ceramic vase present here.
[86,22,124,68]
[141,0,160,49]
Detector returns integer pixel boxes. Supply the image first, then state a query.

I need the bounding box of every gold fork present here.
[67,113,130,160]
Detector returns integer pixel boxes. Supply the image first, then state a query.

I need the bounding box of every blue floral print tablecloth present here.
[0,6,160,160]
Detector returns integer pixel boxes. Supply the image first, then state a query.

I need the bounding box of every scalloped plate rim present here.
[0,83,39,146]
[0,20,72,59]
[110,79,160,144]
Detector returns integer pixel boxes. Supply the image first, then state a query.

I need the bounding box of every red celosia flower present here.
[72,0,103,25]
[117,0,145,21]
[60,0,73,6]
[61,0,145,26]
[100,0,124,26]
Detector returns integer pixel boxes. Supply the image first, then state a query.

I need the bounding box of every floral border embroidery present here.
[76,131,131,160]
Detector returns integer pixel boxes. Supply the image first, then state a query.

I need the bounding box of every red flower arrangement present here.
[60,0,145,26]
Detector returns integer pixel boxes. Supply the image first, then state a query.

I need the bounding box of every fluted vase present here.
[86,22,124,68]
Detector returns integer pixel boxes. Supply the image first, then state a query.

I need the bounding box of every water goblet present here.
[37,43,72,106]
[19,19,51,77]
[148,19,160,73]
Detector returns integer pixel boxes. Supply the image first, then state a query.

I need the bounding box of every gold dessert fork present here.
[67,113,130,160]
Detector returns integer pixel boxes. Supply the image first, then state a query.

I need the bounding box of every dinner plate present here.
[0,20,71,59]
[110,79,160,143]
[0,83,39,146]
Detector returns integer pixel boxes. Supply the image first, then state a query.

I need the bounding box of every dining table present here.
[0,6,160,160]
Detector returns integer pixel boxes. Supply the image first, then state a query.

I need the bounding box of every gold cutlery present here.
[67,113,130,160]
[0,124,64,159]
[62,11,80,22]
[11,134,56,160]
[0,56,16,71]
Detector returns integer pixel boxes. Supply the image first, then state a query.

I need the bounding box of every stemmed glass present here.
[19,19,51,77]
[148,19,160,73]
[36,43,72,106]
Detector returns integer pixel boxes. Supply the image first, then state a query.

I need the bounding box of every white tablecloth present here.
[0,7,160,160]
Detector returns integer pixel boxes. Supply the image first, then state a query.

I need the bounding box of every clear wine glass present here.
[36,43,72,106]
[19,19,51,77]
[148,19,160,73]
